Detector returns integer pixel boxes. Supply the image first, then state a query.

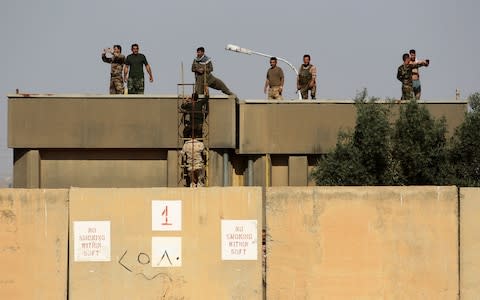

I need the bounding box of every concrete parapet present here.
[0,189,69,300]
[266,186,458,299]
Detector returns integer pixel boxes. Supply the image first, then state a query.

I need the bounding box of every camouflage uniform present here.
[181,138,206,187]
[127,77,145,94]
[181,95,208,138]
[125,53,150,94]
[397,63,423,100]
[192,56,234,97]
[102,53,125,94]
[297,64,317,99]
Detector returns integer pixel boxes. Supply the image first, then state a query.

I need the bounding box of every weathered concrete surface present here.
[13,149,40,188]
[239,100,467,154]
[0,189,69,300]
[288,156,308,186]
[8,95,235,149]
[266,186,458,299]
[69,187,262,299]
[40,149,168,188]
[460,187,480,299]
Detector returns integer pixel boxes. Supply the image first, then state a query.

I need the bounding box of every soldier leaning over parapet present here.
[101,45,125,94]
[396,53,429,100]
[297,54,317,100]
[123,43,154,94]
[191,47,238,100]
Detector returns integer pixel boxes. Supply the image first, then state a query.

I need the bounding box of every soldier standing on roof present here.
[397,53,429,100]
[191,47,238,99]
[264,57,284,100]
[101,45,125,94]
[123,43,154,94]
[297,54,317,100]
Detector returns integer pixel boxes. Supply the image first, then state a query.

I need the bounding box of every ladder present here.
[177,83,210,187]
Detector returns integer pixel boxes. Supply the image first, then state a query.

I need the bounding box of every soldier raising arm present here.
[101,45,125,94]
[397,53,429,100]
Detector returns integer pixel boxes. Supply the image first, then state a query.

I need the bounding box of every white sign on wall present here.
[74,221,111,262]
[221,220,258,260]
[151,237,182,267]
[152,200,182,231]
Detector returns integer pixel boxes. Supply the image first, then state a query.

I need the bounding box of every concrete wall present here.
[239,100,467,154]
[68,187,263,299]
[266,186,459,299]
[0,189,69,300]
[4,186,480,298]
[460,188,480,299]
[40,149,168,188]
[9,96,467,188]
[8,95,236,149]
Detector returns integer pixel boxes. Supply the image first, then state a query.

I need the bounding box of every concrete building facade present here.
[8,94,467,188]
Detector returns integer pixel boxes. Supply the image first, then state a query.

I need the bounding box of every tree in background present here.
[312,89,453,186]
[312,89,397,185]
[311,131,367,185]
[352,90,398,184]
[449,92,480,186]
[391,100,450,185]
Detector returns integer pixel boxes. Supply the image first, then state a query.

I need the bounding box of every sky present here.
[0,0,479,180]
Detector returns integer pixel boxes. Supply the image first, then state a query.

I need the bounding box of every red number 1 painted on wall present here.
[161,205,172,225]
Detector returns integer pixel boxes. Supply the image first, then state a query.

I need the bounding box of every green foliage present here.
[353,91,395,184]
[468,92,480,112]
[312,89,396,185]
[312,89,456,186]
[391,100,450,185]
[449,93,480,186]
[312,132,368,185]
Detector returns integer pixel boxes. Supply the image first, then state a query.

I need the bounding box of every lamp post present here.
[225,44,301,99]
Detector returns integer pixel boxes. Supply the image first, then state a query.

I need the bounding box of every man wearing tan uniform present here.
[181,132,206,187]
[264,57,284,100]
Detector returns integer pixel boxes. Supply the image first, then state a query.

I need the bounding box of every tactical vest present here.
[298,65,312,85]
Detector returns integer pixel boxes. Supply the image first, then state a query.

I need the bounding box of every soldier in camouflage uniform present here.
[101,45,125,94]
[192,47,238,99]
[297,54,317,99]
[181,93,208,138]
[397,53,429,100]
[181,130,207,187]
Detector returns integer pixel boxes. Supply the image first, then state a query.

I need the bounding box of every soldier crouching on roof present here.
[101,45,125,94]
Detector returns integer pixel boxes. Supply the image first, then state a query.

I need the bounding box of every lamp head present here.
[225,44,252,55]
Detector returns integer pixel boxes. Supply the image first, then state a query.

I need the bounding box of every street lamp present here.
[225,44,301,99]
